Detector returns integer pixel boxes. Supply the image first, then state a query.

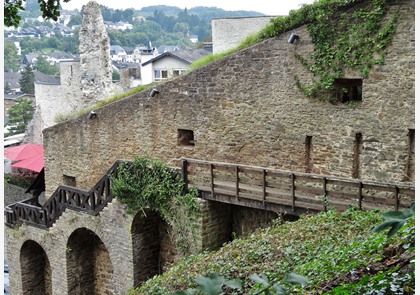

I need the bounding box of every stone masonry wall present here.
[5,199,135,295]
[212,16,277,54]
[79,0,114,105]
[35,62,83,129]
[27,61,83,144]
[232,206,280,237]
[43,0,414,196]
[8,2,414,294]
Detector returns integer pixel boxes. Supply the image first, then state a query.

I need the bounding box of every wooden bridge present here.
[5,158,415,228]
[181,159,415,215]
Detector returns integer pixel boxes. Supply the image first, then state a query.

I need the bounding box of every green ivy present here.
[111,156,200,255]
[133,209,411,294]
[294,0,399,100]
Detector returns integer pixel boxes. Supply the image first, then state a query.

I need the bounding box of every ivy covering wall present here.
[292,0,399,100]
[111,157,200,255]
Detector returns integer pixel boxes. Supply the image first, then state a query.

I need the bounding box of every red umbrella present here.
[4,144,44,161]
[11,154,44,173]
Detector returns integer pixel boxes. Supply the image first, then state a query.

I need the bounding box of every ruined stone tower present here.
[26,0,119,144]
[79,0,114,104]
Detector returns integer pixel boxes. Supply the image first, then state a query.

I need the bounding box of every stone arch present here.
[20,240,52,295]
[131,209,176,288]
[66,227,113,295]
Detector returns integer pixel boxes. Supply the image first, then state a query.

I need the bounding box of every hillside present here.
[131,208,415,294]
[139,5,265,21]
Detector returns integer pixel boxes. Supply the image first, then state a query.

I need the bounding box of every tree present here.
[4,82,12,94]
[19,64,35,94]
[174,22,189,34]
[4,42,20,72]
[5,0,72,27]
[33,55,59,76]
[67,14,82,27]
[5,98,34,135]
[112,70,120,81]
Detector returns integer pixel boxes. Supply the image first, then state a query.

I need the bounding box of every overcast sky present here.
[61,0,316,16]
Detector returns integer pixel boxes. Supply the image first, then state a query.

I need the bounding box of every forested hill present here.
[139,5,265,21]
[13,0,267,52]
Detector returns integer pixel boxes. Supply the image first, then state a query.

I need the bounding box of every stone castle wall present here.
[27,0,120,144]
[5,199,135,294]
[35,62,83,129]
[43,0,414,196]
[7,1,414,293]
[6,196,262,294]
[25,62,83,144]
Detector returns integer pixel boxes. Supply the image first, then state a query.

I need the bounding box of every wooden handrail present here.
[5,161,121,228]
[182,158,415,213]
[5,158,415,229]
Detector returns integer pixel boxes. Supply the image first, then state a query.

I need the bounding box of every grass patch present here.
[54,84,151,123]
[130,208,414,294]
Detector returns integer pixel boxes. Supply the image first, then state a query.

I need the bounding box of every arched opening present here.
[20,240,52,295]
[131,209,176,288]
[66,228,113,295]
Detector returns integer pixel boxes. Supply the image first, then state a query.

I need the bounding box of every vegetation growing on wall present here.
[131,208,414,294]
[111,156,200,255]
[54,84,151,123]
[293,0,399,100]
[191,0,399,102]
[57,0,401,122]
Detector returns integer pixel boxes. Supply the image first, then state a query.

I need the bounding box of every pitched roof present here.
[33,71,60,85]
[110,45,126,55]
[142,48,210,66]
[4,71,60,88]
[48,52,76,60]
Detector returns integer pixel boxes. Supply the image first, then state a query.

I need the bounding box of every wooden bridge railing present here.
[5,158,415,228]
[181,158,415,214]
[5,161,121,228]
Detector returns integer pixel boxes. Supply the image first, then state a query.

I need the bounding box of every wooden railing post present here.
[394,186,399,211]
[323,177,327,212]
[262,169,267,205]
[210,163,214,197]
[291,173,296,211]
[358,182,363,210]
[182,159,188,195]
[235,166,239,201]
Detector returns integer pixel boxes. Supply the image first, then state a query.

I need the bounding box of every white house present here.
[110,45,127,62]
[141,48,210,84]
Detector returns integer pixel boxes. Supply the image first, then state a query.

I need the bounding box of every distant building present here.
[104,21,133,31]
[141,48,210,84]
[110,45,127,62]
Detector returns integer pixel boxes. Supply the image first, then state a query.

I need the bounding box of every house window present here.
[178,129,195,146]
[63,175,76,187]
[173,69,186,77]
[334,79,363,103]
[154,69,168,81]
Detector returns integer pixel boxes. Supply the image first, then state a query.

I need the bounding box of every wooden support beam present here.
[182,159,188,195]
[394,186,399,211]
[210,163,214,197]
[291,173,296,211]
[235,165,239,201]
[358,181,363,210]
[262,169,267,205]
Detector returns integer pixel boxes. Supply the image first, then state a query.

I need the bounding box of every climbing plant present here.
[293,0,399,100]
[111,156,200,255]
